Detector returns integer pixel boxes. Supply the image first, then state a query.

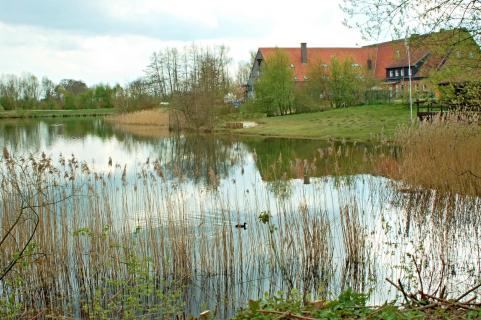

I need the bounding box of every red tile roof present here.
[255,30,480,85]
[258,39,442,81]
[259,47,377,81]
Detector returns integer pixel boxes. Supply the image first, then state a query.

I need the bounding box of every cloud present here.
[0,0,366,84]
[0,0,263,40]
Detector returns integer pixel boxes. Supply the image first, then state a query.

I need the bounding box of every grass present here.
[0,108,117,119]
[221,104,411,142]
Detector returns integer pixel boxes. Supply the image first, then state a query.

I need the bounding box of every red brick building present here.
[247,29,480,99]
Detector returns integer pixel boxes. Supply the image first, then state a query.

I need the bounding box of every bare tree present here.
[341,0,481,42]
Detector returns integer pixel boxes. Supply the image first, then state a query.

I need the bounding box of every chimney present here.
[301,43,307,64]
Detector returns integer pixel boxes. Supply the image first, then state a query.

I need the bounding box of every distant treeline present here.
[0,44,234,127]
[0,74,162,112]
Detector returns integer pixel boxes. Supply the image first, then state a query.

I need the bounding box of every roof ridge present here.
[259,47,367,49]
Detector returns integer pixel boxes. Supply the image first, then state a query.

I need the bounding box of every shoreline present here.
[0,104,409,143]
[0,108,117,119]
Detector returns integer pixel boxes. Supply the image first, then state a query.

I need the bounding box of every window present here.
[396,50,400,58]
[400,69,404,77]
[395,69,399,77]
[389,70,394,77]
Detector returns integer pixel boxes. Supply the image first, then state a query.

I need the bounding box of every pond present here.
[0,117,480,318]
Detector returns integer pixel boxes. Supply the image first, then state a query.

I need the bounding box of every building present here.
[247,29,481,99]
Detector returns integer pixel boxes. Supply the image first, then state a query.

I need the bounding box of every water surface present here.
[1,117,480,318]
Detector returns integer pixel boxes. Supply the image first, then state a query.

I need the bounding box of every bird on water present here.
[235,222,247,229]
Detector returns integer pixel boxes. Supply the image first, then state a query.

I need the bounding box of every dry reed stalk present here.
[0,147,479,317]
[389,113,481,196]
[339,204,367,266]
[106,108,169,126]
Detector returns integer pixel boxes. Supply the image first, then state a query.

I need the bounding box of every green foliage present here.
[233,288,433,320]
[327,57,373,108]
[0,96,16,110]
[258,211,270,224]
[240,99,264,114]
[233,289,303,320]
[83,252,185,319]
[0,293,23,319]
[438,81,481,110]
[294,85,323,113]
[0,74,136,111]
[254,49,296,116]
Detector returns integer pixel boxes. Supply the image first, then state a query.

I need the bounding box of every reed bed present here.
[387,113,481,196]
[106,108,170,126]
[0,142,480,319]
[105,108,171,138]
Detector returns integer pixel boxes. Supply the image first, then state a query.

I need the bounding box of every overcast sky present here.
[0,0,371,86]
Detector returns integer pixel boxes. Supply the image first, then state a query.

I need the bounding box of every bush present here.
[0,96,16,110]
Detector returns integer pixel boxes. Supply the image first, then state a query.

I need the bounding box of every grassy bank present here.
[0,108,117,119]
[222,104,411,141]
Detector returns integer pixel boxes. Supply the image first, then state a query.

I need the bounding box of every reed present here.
[106,108,170,126]
[387,113,481,196]
[0,143,480,318]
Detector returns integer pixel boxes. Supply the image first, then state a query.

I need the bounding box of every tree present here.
[305,57,376,108]
[57,79,88,96]
[341,0,480,44]
[0,75,20,110]
[236,61,251,86]
[41,77,55,100]
[172,45,232,131]
[254,49,295,116]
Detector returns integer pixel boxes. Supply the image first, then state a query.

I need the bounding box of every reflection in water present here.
[0,118,480,318]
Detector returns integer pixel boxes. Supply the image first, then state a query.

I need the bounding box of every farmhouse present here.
[247,29,481,99]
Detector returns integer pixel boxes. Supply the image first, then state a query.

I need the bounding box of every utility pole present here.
[405,36,414,122]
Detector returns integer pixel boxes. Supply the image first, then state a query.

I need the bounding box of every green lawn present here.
[230,104,412,141]
[0,108,117,119]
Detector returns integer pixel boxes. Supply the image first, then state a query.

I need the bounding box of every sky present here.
[0,0,370,86]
